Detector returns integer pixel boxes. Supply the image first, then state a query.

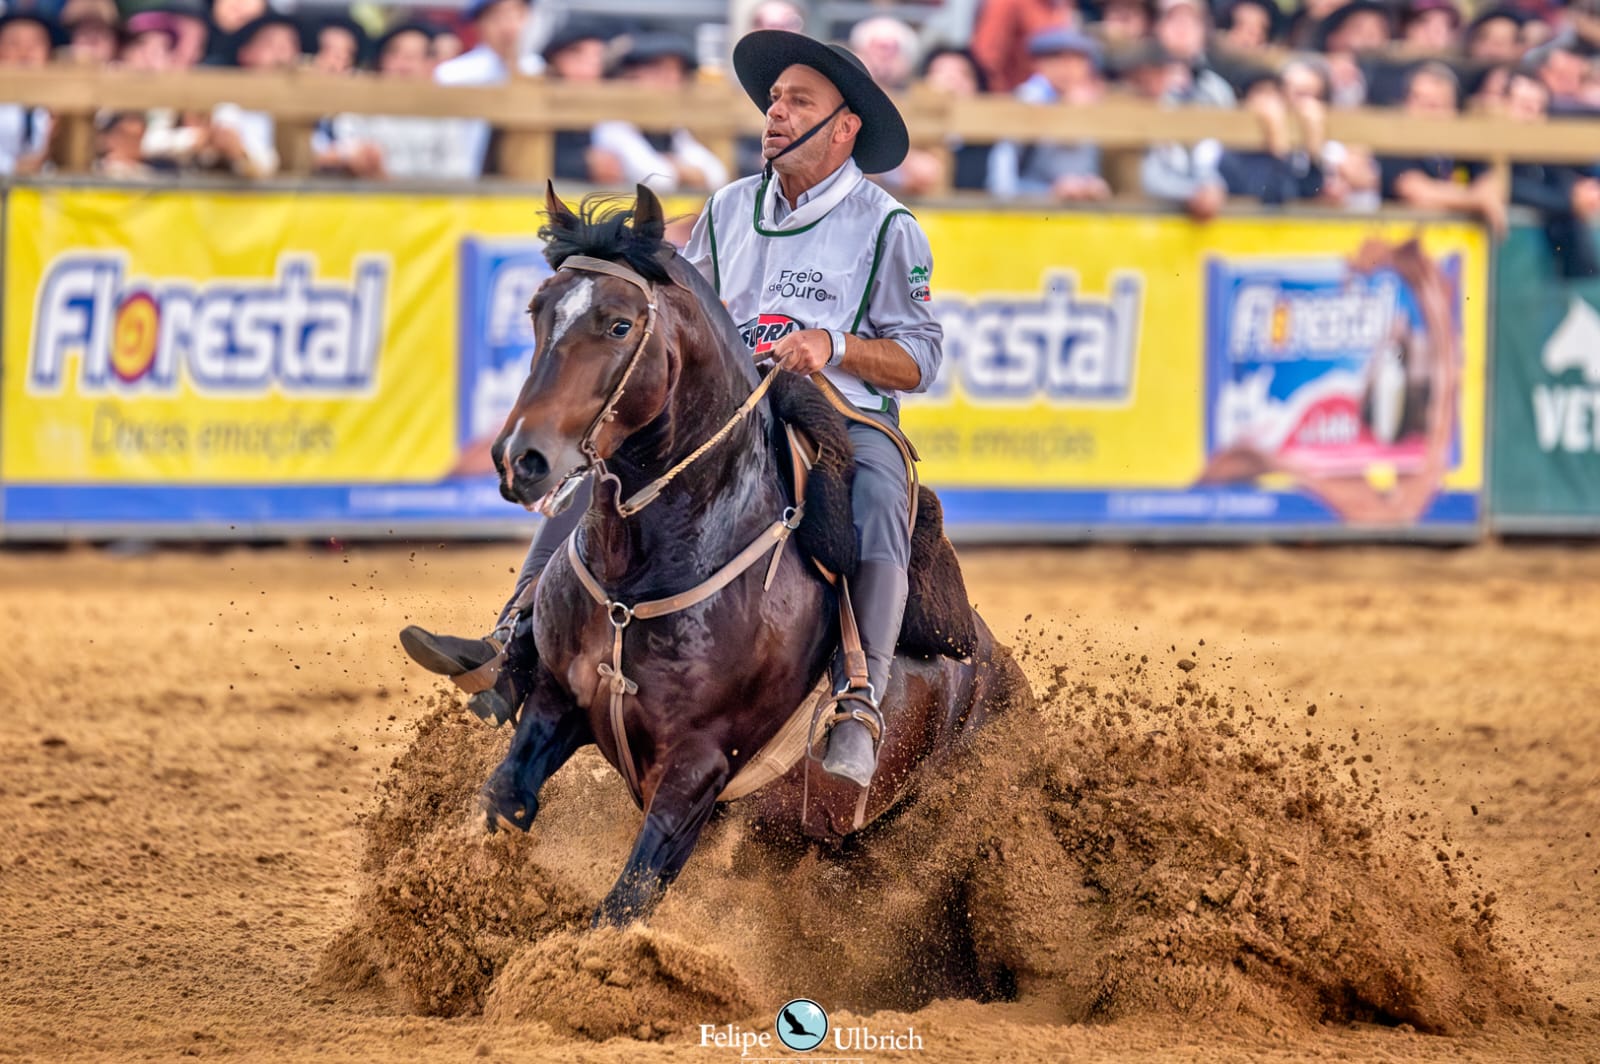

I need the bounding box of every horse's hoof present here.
[482,788,537,834]
[590,902,643,929]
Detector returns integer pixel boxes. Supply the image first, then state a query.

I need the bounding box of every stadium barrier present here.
[3,178,1530,541]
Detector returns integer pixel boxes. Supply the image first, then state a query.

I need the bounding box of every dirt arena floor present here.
[3,540,1599,1063]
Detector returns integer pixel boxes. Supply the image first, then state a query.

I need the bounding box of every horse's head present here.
[493,184,683,513]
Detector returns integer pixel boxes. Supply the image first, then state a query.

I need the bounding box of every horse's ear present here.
[633,184,665,242]
[545,180,577,228]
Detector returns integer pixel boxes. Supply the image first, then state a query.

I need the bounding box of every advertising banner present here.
[1490,225,1600,530]
[1,185,551,533]
[1,187,1487,538]
[905,213,1486,535]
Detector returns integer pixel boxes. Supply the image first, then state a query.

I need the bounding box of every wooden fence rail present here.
[3,65,1597,194]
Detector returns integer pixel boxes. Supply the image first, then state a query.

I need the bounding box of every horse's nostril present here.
[513,449,549,482]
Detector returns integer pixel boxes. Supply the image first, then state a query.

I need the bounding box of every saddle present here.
[765,371,977,661]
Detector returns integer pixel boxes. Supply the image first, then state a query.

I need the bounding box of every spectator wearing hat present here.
[205,0,267,61]
[1401,0,1461,53]
[434,0,541,178]
[1217,0,1280,52]
[307,14,367,75]
[122,12,202,170]
[1211,0,1283,94]
[1377,62,1507,234]
[1465,7,1533,65]
[541,21,611,182]
[324,22,473,180]
[541,20,606,82]
[1315,0,1391,107]
[972,0,1077,93]
[1216,68,1344,205]
[145,0,209,69]
[589,33,728,193]
[61,0,120,65]
[1154,0,1236,107]
[209,12,302,177]
[120,12,178,70]
[303,16,377,178]
[988,29,1108,200]
[1097,0,1153,48]
[0,12,61,175]
[1115,40,1230,218]
[1281,54,1381,207]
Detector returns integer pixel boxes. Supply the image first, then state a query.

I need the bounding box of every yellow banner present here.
[2,187,547,484]
[905,212,1487,495]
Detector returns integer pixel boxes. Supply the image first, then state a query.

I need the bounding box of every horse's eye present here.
[609,320,633,339]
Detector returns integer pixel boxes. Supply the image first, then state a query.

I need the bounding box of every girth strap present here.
[565,494,805,804]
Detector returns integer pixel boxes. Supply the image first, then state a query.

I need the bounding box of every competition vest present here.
[703,170,912,411]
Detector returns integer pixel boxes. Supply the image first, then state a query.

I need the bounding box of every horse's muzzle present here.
[495,423,582,510]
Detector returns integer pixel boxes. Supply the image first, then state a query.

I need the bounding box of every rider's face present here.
[764,64,857,172]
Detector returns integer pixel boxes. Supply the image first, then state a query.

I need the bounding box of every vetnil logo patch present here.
[1534,295,1600,453]
[908,264,931,302]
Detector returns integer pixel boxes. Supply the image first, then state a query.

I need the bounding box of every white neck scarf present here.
[759,162,863,232]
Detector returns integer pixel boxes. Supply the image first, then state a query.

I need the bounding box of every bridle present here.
[537,254,780,519]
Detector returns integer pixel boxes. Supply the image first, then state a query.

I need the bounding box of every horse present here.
[484,183,1028,927]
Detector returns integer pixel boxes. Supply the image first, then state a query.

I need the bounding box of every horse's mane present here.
[538,195,674,284]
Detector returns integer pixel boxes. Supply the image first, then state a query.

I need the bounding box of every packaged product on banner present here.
[1204,243,1461,478]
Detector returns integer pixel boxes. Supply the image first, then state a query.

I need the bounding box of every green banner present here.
[1492,226,1600,526]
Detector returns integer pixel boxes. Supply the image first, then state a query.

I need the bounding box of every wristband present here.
[826,329,847,368]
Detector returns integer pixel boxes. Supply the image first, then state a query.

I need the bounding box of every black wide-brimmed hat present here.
[732,29,909,174]
[1313,0,1393,52]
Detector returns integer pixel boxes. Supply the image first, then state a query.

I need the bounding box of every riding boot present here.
[399,572,539,727]
[821,560,909,787]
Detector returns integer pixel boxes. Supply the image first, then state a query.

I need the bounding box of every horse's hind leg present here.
[592,742,729,927]
[483,665,591,833]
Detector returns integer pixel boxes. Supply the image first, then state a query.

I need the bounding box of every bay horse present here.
[486,184,1025,927]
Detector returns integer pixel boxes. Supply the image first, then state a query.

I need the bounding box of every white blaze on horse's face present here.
[547,276,594,353]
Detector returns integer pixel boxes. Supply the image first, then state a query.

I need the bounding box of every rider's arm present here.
[849,212,943,394]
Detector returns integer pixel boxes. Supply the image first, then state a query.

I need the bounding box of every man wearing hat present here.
[208,12,302,177]
[987,28,1109,199]
[686,29,941,788]
[400,31,940,791]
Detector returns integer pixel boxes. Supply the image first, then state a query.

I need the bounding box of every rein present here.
[553,255,780,520]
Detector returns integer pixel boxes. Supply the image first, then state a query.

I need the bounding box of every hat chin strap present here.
[762,102,848,180]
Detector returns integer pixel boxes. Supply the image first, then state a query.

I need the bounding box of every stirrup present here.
[806,686,886,764]
[450,638,506,694]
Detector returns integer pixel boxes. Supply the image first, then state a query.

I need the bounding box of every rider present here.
[400,29,942,789]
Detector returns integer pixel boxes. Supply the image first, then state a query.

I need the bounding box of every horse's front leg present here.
[483,664,592,833]
[592,739,729,927]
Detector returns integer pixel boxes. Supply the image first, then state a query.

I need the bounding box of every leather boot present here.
[821,560,908,787]
[398,574,538,727]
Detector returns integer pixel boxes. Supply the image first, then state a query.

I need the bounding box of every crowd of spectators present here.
[2,0,1599,269]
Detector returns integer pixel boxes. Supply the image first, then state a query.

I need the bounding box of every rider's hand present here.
[770,329,833,375]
